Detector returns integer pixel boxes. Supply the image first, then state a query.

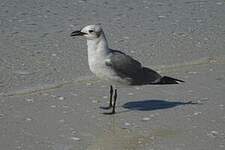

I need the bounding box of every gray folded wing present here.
[105,50,161,85]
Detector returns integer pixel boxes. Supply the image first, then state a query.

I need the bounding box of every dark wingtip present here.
[186,101,198,104]
[175,78,185,83]
[158,76,185,84]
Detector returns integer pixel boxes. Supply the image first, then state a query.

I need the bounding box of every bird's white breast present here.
[88,53,113,79]
[86,35,131,85]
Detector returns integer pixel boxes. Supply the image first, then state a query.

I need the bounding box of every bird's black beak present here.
[70,30,86,36]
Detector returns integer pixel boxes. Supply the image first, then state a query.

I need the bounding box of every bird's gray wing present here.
[105,50,143,79]
[105,50,162,85]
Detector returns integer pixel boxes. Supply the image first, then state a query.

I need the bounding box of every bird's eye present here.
[89,30,94,33]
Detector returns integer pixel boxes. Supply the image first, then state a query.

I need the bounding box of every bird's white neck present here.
[86,32,111,74]
[86,32,111,56]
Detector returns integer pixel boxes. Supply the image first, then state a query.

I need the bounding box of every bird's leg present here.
[100,85,114,110]
[109,85,113,108]
[112,89,117,114]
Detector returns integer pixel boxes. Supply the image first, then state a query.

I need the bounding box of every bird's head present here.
[70,24,103,40]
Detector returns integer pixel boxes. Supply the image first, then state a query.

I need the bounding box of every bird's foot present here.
[102,111,116,115]
[100,106,112,110]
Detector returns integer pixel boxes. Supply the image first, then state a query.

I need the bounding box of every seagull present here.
[70,24,184,114]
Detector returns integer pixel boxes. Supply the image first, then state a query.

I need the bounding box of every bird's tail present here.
[157,76,185,84]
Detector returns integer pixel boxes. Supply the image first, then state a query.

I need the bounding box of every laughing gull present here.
[71,24,184,114]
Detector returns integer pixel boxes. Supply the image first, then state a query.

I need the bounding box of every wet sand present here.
[0,0,225,150]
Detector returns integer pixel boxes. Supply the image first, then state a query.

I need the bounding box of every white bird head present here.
[71,24,103,40]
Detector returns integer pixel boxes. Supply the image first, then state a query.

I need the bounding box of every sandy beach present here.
[0,0,225,149]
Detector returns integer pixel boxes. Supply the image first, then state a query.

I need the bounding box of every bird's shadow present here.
[122,99,198,111]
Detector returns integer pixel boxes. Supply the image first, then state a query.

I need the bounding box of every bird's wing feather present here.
[105,50,142,78]
[105,50,166,85]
